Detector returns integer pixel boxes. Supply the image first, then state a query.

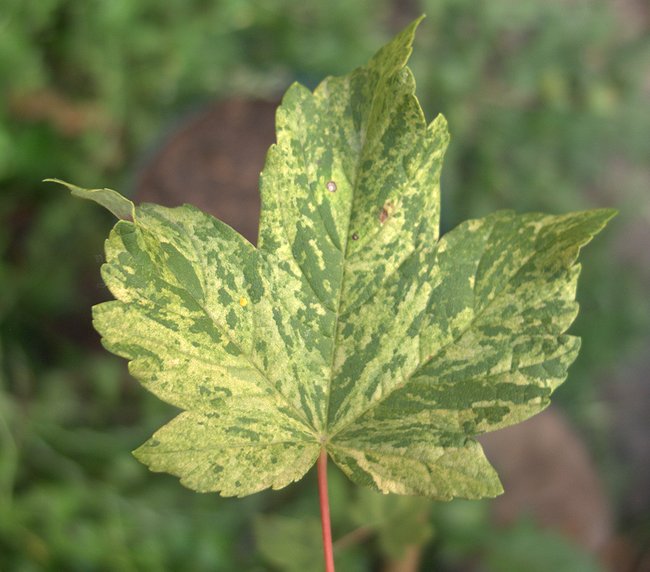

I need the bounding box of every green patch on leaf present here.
[59,18,615,500]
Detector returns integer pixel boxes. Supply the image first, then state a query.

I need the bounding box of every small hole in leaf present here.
[326,180,337,192]
[352,233,359,241]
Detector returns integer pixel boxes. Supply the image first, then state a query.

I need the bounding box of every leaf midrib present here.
[322,69,390,435]
[140,441,314,453]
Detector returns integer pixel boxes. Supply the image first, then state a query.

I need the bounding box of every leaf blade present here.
[325,209,614,498]
[134,412,319,497]
[66,19,616,500]
[330,440,502,499]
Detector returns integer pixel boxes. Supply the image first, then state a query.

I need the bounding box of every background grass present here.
[1,1,649,569]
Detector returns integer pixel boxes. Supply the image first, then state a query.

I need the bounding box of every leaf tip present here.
[47,178,136,222]
[583,207,618,239]
[597,207,618,223]
[370,15,426,73]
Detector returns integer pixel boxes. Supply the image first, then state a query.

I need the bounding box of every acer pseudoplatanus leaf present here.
[50,18,614,501]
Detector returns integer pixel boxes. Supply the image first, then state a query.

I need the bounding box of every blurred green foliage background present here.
[1,0,649,570]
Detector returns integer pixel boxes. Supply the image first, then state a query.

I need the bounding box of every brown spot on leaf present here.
[379,201,394,224]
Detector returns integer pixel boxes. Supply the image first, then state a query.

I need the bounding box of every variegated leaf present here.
[59,18,614,500]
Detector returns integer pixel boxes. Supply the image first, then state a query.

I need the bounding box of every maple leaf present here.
[52,18,614,500]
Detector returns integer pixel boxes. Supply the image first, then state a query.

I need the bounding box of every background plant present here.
[1,0,648,570]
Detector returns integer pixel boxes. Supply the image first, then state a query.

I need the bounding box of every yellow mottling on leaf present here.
[70,17,614,502]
